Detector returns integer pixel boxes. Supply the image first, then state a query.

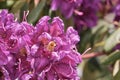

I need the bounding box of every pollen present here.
[47,41,56,51]
[20,48,27,56]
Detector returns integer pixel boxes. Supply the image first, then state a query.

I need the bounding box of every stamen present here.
[82,48,91,55]
[74,10,83,16]
[2,23,6,31]
[22,11,29,21]
[18,59,21,71]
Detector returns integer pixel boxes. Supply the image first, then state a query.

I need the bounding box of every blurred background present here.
[0,0,120,80]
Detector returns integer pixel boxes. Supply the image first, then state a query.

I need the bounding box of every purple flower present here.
[0,10,82,80]
[74,0,100,30]
[0,10,33,80]
[0,10,14,26]
[113,44,120,50]
[102,0,120,26]
[0,46,8,66]
[51,0,83,18]
[27,16,82,79]
[114,4,120,23]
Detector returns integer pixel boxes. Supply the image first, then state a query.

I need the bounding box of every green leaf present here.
[11,0,26,13]
[91,20,110,47]
[0,1,7,9]
[0,0,14,9]
[104,28,120,52]
[27,0,46,24]
[82,58,100,80]
[114,69,120,80]
[102,50,120,65]
[79,29,92,53]
[91,26,108,47]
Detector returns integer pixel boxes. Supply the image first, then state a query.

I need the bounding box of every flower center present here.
[47,41,56,51]
[20,48,27,56]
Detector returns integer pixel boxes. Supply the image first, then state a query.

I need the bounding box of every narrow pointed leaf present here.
[27,0,46,24]
[102,50,120,65]
[104,28,120,52]
[11,0,26,13]
[114,69,120,80]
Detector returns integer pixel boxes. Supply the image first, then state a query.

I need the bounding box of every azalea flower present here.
[51,0,83,18]
[0,10,82,80]
[74,0,100,30]
[28,16,82,79]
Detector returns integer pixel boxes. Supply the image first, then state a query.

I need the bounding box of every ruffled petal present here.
[66,27,80,44]
[50,17,64,36]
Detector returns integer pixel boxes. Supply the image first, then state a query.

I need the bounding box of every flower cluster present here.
[74,0,100,30]
[51,0,100,29]
[0,10,82,80]
[51,0,83,18]
[51,0,120,30]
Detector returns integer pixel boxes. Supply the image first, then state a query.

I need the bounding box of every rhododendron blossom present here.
[51,0,83,18]
[0,10,82,80]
